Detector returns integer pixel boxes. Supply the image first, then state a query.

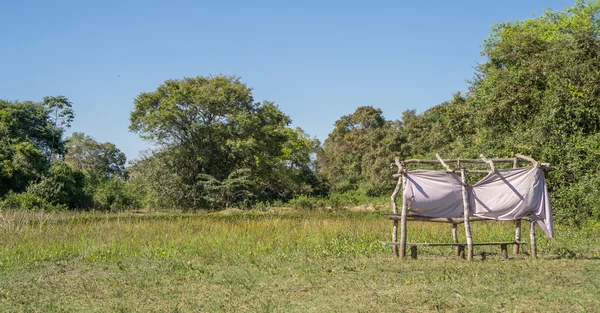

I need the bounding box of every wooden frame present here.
[386,154,551,260]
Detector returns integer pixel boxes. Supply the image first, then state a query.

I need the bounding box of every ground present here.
[1,209,599,312]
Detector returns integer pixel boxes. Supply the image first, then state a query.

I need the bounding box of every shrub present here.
[0,192,66,211]
[93,176,139,211]
[288,195,317,210]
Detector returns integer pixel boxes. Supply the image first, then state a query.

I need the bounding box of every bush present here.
[27,162,91,208]
[288,195,317,210]
[93,176,139,211]
[0,192,66,211]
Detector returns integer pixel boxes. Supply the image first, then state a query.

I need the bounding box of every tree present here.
[64,132,126,179]
[42,96,74,158]
[318,106,406,195]
[129,75,320,209]
[0,99,63,195]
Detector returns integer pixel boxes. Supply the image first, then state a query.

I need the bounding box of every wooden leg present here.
[458,246,465,259]
[452,223,459,256]
[460,168,473,261]
[530,217,537,259]
[501,244,508,259]
[514,219,521,255]
[410,246,418,260]
[400,190,408,259]
[392,220,399,257]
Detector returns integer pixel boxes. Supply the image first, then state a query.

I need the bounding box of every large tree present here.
[64,132,126,179]
[0,99,66,195]
[318,106,406,195]
[129,75,320,209]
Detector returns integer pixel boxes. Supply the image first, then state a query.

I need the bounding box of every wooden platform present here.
[381,241,525,259]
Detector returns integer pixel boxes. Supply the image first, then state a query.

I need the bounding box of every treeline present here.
[2,1,600,224]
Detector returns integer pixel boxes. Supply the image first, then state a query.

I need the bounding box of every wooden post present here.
[390,159,403,257]
[452,223,459,256]
[460,168,474,261]
[513,158,521,255]
[410,246,418,260]
[457,245,465,259]
[501,244,508,259]
[399,176,408,259]
[530,216,537,259]
[514,219,522,255]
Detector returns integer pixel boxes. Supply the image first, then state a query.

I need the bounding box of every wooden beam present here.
[480,154,495,172]
[385,214,529,223]
[403,158,516,164]
[390,172,403,257]
[399,181,408,259]
[381,241,525,247]
[514,220,522,255]
[461,168,474,261]
[435,153,453,172]
[452,223,459,256]
[530,217,537,259]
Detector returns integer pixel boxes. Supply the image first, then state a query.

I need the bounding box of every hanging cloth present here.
[471,167,554,238]
[403,171,465,218]
[402,167,554,238]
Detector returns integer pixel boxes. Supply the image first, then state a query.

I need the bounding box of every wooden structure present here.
[383,154,551,260]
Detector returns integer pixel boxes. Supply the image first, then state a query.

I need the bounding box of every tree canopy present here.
[129,75,322,210]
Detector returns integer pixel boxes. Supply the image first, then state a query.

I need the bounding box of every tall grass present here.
[1,209,599,312]
[2,209,598,270]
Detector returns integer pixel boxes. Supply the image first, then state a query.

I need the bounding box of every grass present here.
[1,208,599,312]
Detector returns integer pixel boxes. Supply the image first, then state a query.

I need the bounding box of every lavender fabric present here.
[403,171,464,218]
[403,167,554,238]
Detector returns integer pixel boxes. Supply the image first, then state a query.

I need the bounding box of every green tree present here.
[0,99,64,195]
[129,75,320,209]
[42,96,74,158]
[64,132,126,180]
[318,106,406,195]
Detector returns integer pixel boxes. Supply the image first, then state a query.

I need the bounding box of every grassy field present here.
[1,208,599,312]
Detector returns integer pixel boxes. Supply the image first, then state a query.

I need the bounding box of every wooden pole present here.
[501,244,508,259]
[435,153,453,172]
[514,220,522,255]
[390,159,403,257]
[452,223,459,256]
[410,246,418,260]
[480,154,495,172]
[460,168,474,261]
[512,158,521,255]
[399,175,408,259]
[530,216,537,259]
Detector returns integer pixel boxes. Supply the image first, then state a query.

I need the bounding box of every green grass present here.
[1,209,599,312]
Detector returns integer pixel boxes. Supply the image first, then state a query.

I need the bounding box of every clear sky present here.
[0,0,576,162]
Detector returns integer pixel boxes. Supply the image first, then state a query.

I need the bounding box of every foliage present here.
[0,99,63,195]
[0,191,66,211]
[196,168,253,210]
[318,106,406,195]
[42,95,74,158]
[93,176,138,211]
[129,75,323,210]
[27,161,91,208]
[64,132,127,190]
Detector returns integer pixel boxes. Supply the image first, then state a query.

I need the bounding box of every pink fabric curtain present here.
[403,167,554,238]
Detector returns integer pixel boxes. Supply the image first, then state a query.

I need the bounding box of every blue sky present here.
[1,0,576,161]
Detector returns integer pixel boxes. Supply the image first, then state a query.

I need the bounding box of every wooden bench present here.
[381,241,526,259]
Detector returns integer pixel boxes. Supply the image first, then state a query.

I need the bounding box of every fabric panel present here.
[471,167,554,238]
[403,171,464,218]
